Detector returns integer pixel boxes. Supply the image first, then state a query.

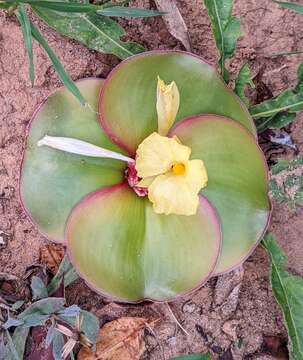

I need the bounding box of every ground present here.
[0,0,303,359]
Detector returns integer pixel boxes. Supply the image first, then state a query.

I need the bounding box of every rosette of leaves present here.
[20,51,270,302]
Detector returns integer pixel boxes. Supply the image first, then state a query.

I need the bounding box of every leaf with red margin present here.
[66,182,221,302]
[99,51,256,156]
[170,114,270,274]
[20,79,126,243]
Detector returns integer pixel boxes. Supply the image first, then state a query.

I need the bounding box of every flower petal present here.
[137,176,156,188]
[135,132,191,178]
[185,159,208,193]
[148,172,200,215]
[157,77,180,136]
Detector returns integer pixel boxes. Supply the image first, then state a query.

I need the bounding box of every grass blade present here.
[15,4,35,85]
[272,0,303,13]
[170,354,212,360]
[15,1,100,12]
[97,6,165,17]
[266,50,303,57]
[262,234,303,360]
[15,1,164,16]
[29,20,87,105]
[203,0,241,82]
[9,0,163,16]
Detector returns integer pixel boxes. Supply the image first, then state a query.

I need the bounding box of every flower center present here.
[125,163,149,197]
[172,162,186,175]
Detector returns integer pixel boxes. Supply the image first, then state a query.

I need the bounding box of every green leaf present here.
[31,276,48,300]
[9,0,163,16]
[172,115,269,275]
[234,63,254,106]
[270,157,303,210]
[272,0,303,13]
[11,301,24,312]
[250,62,303,132]
[250,89,303,119]
[58,304,81,317]
[79,310,100,346]
[4,330,20,360]
[255,112,296,133]
[45,325,56,348]
[21,79,125,242]
[52,330,65,360]
[203,0,241,82]
[29,20,87,105]
[170,354,212,360]
[15,0,101,12]
[272,157,303,175]
[262,234,303,360]
[47,254,79,295]
[4,327,29,360]
[15,4,35,85]
[67,183,221,302]
[3,318,24,330]
[97,6,165,17]
[99,51,256,156]
[59,310,100,345]
[0,2,15,9]
[18,298,65,323]
[31,0,145,60]
[269,179,288,203]
[294,62,303,93]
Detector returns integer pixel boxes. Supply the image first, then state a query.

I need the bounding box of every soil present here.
[0,0,303,359]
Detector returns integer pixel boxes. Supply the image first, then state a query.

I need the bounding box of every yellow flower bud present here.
[157,76,180,136]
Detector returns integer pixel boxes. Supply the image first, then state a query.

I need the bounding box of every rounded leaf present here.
[20,79,126,242]
[66,183,221,302]
[170,115,270,274]
[99,51,256,155]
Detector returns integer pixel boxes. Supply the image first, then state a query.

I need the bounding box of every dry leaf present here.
[154,0,191,51]
[77,317,148,360]
[40,244,65,274]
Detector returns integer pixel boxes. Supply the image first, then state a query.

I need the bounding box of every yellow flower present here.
[157,76,180,136]
[135,132,208,216]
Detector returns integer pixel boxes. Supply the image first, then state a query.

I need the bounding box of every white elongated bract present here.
[38,135,134,163]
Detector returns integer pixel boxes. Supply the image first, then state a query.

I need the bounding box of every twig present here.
[166,303,191,337]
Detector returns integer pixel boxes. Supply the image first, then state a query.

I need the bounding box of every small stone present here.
[222,320,239,340]
[182,301,197,313]
[0,230,10,248]
[0,233,5,245]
